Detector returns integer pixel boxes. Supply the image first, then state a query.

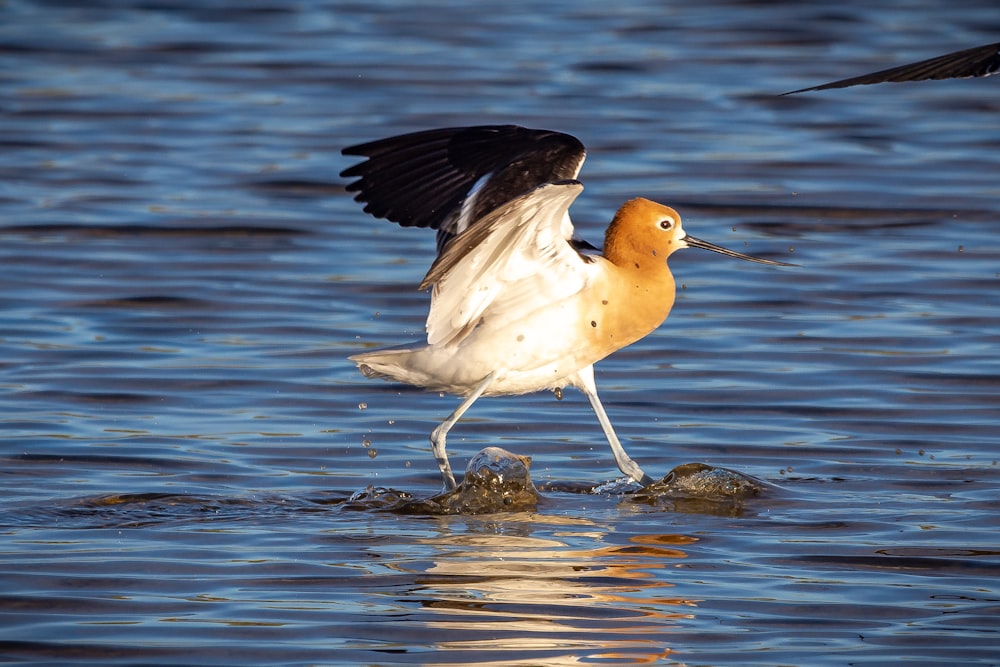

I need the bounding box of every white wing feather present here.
[419,181,592,346]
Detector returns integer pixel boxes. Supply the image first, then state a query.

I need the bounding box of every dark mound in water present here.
[628,462,768,515]
[344,452,772,516]
[346,446,540,515]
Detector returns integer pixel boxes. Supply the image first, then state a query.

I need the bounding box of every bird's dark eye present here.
[659,218,674,230]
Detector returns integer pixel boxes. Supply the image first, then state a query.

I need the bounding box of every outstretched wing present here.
[341,125,586,251]
[418,181,592,346]
[783,41,1000,95]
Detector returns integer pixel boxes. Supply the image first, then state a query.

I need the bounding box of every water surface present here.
[2,0,999,664]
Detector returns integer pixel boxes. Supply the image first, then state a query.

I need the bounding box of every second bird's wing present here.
[783,41,1000,94]
[419,181,595,347]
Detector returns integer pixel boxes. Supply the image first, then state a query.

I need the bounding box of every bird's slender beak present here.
[684,235,796,267]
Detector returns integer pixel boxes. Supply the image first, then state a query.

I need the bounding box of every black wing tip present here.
[781,41,1000,95]
[779,82,843,96]
[339,124,587,231]
[340,124,582,155]
[339,163,366,179]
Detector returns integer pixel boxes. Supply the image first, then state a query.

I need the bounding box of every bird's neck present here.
[577,254,676,364]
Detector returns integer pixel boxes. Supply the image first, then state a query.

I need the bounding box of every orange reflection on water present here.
[403,524,700,664]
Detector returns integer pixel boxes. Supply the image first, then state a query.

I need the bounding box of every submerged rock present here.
[628,462,767,515]
[427,446,540,514]
[343,454,767,516]
[345,446,540,515]
[651,462,764,499]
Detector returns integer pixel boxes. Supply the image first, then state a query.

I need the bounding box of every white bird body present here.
[352,181,669,397]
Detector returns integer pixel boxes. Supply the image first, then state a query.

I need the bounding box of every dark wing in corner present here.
[341,125,586,251]
[782,41,1000,95]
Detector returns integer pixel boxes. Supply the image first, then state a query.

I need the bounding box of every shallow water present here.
[2,0,999,664]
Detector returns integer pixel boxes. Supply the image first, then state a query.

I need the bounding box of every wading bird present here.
[341,125,793,490]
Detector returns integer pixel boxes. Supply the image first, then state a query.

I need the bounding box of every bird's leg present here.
[572,366,655,487]
[430,372,495,492]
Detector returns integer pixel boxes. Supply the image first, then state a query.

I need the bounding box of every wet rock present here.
[346,447,540,515]
[651,462,764,499]
[628,462,767,515]
[343,456,767,516]
[428,446,540,514]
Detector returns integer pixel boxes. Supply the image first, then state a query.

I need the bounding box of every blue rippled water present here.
[2,0,998,664]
